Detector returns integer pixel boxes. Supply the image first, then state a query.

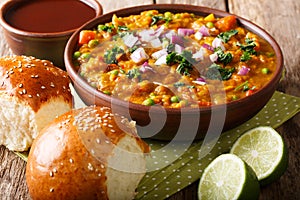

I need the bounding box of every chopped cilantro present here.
[166,50,196,76]
[237,38,257,62]
[118,25,129,31]
[214,47,233,65]
[166,43,175,54]
[240,51,251,62]
[151,15,172,26]
[126,68,141,81]
[217,29,238,43]
[206,63,235,81]
[174,82,185,87]
[104,46,124,64]
[98,24,115,33]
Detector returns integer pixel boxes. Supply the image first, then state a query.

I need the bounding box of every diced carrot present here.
[215,15,237,32]
[78,30,96,45]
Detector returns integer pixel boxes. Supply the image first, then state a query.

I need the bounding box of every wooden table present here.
[0,0,299,199]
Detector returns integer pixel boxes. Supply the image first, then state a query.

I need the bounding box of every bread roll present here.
[0,55,72,151]
[26,105,150,200]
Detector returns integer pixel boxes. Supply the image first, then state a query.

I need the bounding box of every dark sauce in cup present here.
[5,0,96,33]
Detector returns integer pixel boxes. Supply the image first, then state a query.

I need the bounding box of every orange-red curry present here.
[74,10,276,108]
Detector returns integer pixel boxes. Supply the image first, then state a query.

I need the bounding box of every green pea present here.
[103,90,111,95]
[73,51,81,59]
[110,69,119,76]
[142,98,155,106]
[88,39,99,48]
[232,95,239,101]
[81,52,91,60]
[170,96,180,103]
[262,68,269,74]
[164,12,172,18]
[174,13,181,19]
[179,99,188,107]
[206,21,214,28]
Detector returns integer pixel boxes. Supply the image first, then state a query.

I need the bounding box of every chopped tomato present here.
[215,15,237,32]
[78,30,96,45]
[245,89,254,96]
[198,101,212,106]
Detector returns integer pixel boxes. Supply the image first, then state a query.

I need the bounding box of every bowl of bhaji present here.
[64,4,283,141]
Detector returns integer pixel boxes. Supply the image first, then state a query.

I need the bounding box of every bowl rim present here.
[0,0,103,38]
[65,4,284,114]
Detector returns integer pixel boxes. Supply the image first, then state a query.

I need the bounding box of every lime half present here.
[230,126,288,186]
[198,154,260,200]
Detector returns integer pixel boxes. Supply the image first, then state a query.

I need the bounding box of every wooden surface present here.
[0,0,299,199]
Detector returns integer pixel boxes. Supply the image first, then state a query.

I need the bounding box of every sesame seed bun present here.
[0,55,72,151]
[26,105,150,200]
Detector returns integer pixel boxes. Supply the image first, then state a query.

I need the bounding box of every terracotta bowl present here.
[64,4,284,141]
[0,0,102,68]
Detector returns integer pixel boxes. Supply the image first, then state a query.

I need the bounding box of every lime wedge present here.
[198,154,260,200]
[230,126,288,186]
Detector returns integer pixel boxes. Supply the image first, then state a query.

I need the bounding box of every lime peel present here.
[198,153,260,200]
[230,126,288,186]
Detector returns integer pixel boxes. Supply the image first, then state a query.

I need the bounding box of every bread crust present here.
[0,55,72,112]
[26,106,150,200]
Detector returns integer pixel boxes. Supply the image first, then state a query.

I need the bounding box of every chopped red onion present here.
[152,49,168,59]
[138,29,156,42]
[130,47,149,63]
[212,38,225,51]
[151,25,165,37]
[209,53,218,62]
[122,34,139,48]
[178,28,195,36]
[192,48,204,61]
[140,62,156,73]
[202,43,214,52]
[171,35,184,46]
[194,31,203,40]
[175,44,184,54]
[199,25,210,37]
[154,54,167,65]
[165,30,176,40]
[237,66,250,75]
[150,38,162,48]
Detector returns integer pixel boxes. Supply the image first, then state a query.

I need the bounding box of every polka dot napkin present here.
[135,91,300,199]
[14,91,300,199]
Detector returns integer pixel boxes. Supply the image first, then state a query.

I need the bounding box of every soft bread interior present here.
[0,93,71,151]
[106,135,147,200]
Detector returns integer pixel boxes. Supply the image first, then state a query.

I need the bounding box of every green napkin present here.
[135,91,300,199]
[14,91,300,199]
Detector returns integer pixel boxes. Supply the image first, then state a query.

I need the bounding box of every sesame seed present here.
[50,188,54,192]
[108,124,113,128]
[98,173,102,177]
[18,91,23,95]
[22,89,27,94]
[69,158,74,163]
[49,171,54,177]
[28,94,33,98]
[4,74,9,78]
[50,82,55,88]
[100,164,105,169]
[36,93,40,97]
[18,83,23,88]
[96,138,101,144]
[53,168,57,173]
[110,129,116,133]
[41,85,46,89]
[88,163,94,171]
